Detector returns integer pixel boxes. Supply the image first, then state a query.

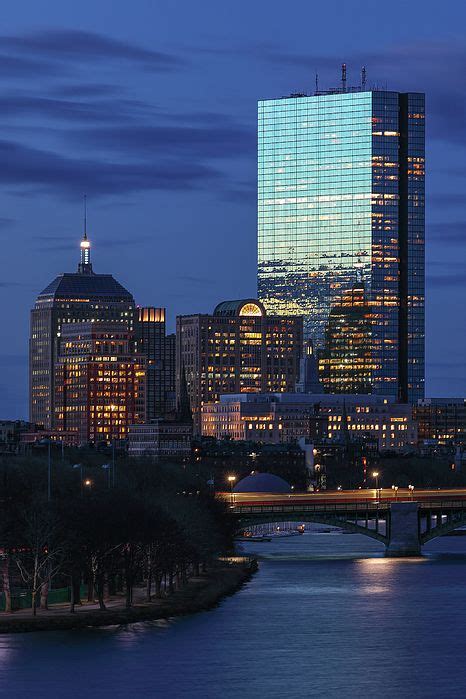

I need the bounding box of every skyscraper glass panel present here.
[257,88,425,401]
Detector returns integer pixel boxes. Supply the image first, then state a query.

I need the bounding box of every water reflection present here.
[1,533,466,699]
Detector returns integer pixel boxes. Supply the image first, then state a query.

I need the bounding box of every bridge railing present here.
[231,502,390,515]
[418,501,466,511]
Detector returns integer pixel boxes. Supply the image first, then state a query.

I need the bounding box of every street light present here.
[408,484,415,500]
[227,475,236,504]
[372,471,379,492]
[392,485,399,500]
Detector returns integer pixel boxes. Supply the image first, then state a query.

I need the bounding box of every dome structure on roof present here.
[233,471,291,494]
[213,299,266,318]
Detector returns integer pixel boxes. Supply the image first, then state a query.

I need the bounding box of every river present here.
[1,532,466,698]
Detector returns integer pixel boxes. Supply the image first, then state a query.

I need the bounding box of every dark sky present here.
[1,0,465,418]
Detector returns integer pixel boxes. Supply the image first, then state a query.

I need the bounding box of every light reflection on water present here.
[1,533,466,698]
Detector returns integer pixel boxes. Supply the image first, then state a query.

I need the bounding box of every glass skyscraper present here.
[258,87,425,402]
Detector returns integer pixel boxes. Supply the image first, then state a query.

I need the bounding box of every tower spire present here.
[78,195,93,274]
[83,194,87,240]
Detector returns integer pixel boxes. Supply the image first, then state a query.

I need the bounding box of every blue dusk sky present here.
[0,0,465,418]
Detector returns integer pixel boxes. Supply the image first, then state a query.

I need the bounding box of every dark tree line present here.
[0,457,235,614]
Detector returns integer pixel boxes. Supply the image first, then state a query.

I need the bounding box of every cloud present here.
[0,29,185,71]
[430,193,466,207]
[0,217,15,228]
[51,83,121,98]
[0,53,61,78]
[220,178,256,203]
[428,222,466,244]
[427,272,466,287]
[67,122,255,159]
[0,93,155,124]
[176,275,217,286]
[0,138,220,197]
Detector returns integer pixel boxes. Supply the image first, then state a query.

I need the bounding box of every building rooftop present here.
[213,299,266,317]
[37,273,134,302]
[218,393,398,405]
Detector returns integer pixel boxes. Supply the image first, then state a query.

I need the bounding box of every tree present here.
[11,499,63,616]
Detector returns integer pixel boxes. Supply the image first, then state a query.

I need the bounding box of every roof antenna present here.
[315,73,319,94]
[83,194,87,240]
[341,63,347,92]
[361,66,367,91]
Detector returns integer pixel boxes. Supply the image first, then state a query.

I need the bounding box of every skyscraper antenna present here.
[361,66,367,91]
[315,73,319,94]
[83,194,87,240]
[341,63,347,92]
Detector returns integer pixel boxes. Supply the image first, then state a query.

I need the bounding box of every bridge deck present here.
[223,489,466,512]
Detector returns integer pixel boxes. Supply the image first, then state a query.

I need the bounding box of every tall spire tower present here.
[78,195,93,275]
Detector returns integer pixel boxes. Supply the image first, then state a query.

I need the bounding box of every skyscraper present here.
[30,227,135,429]
[258,78,425,401]
[135,308,176,419]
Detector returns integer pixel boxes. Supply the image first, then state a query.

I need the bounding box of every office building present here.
[176,299,303,433]
[414,398,466,447]
[202,393,417,452]
[135,308,176,419]
[258,76,425,401]
[55,323,146,445]
[128,420,192,459]
[30,228,135,429]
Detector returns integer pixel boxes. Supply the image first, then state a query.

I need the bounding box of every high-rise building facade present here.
[176,299,303,433]
[30,231,135,429]
[135,308,176,419]
[319,276,374,393]
[55,323,146,445]
[258,85,425,402]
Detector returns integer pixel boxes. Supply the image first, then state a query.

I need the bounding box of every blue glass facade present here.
[257,89,425,402]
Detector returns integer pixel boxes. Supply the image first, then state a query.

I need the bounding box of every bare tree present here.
[12,503,63,616]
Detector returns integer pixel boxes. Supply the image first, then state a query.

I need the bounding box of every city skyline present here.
[1,0,466,417]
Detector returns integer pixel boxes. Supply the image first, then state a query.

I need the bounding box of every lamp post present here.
[102,463,111,488]
[227,475,236,504]
[391,485,399,500]
[111,439,116,488]
[73,463,83,497]
[372,470,379,494]
[408,484,415,500]
[47,439,52,501]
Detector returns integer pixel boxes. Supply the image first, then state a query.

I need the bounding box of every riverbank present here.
[0,558,257,634]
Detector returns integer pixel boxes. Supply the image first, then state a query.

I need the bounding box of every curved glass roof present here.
[213,299,266,317]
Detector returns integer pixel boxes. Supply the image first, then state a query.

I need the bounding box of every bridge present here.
[226,489,466,556]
